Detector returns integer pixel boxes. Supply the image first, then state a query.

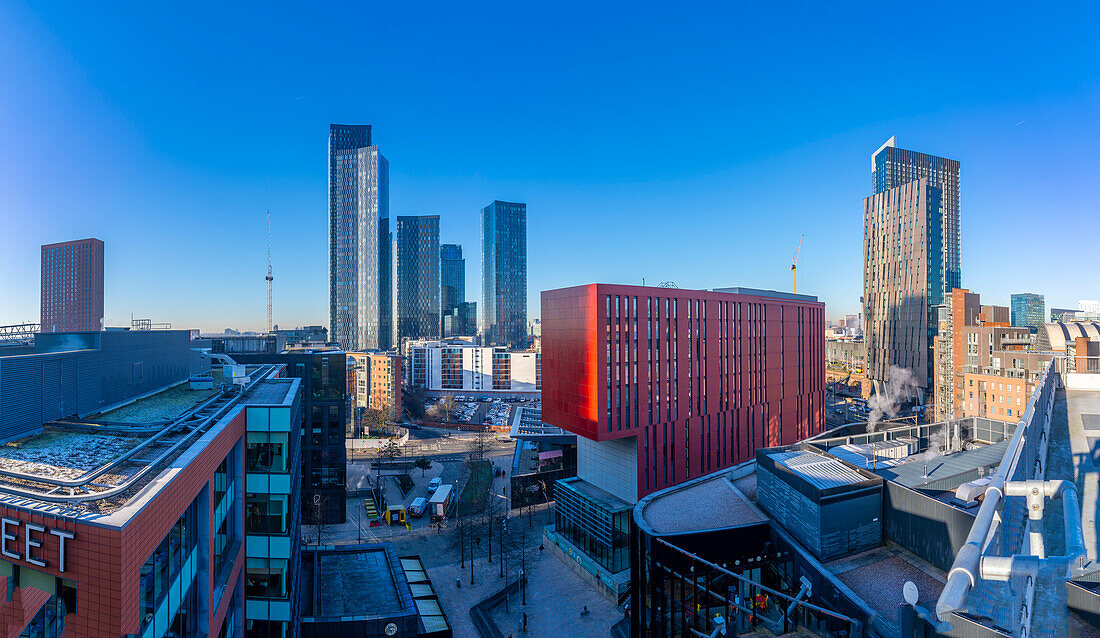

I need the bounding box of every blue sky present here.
[1,2,1098,332]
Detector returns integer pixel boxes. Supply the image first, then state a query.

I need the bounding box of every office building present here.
[481,200,527,348]
[228,350,348,524]
[273,325,328,346]
[394,215,440,343]
[540,284,825,594]
[1080,300,1100,314]
[403,339,539,395]
[440,244,465,336]
[932,289,1036,421]
[1010,293,1045,333]
[443,301,477,337]
[0,357,302,638]
[40,238,104,333]
[328,124,391,351]
[630,362,1100,638]
[1051,307,1079,322]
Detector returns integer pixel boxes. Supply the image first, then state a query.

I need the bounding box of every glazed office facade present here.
[40,238,104,333]
[440,244,465,337]
[541,284,826,498]
[394,215,441,343]
[481,201,527,348]
[328,124,392,351]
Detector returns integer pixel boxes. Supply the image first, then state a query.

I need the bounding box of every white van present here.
[409,497,427,518]
[427,477,442,493]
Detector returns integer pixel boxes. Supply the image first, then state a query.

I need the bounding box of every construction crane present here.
[266,211,273,333]
[791,234,803,294]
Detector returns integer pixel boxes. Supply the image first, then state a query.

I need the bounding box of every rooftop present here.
[769,449,870,489]
[0,365,295,518]
[301,544,418,623]
[638,469,767,535]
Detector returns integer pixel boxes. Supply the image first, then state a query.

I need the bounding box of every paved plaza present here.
[426,543,622,638]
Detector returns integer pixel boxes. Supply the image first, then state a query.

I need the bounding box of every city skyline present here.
[2,4,1099,333]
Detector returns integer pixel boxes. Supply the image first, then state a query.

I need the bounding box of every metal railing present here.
[934,357,1087,637]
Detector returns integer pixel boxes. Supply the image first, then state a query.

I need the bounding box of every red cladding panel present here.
[541,283,825,497]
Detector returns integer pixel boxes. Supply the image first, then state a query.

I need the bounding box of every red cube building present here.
[542,284,825,499]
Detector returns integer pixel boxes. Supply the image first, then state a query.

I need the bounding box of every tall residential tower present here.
[328,124,391,351]
[440,243,465,336]
[863,138,960,399]
[481,200,527,348]
[40,238,104,333]
[394,215,441,343]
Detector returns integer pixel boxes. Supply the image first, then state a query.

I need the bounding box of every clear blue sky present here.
[2,2,1098,333]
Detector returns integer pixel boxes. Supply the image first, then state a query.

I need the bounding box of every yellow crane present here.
[791,234,803,293]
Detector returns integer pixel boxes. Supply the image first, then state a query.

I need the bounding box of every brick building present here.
[40,238,104,333]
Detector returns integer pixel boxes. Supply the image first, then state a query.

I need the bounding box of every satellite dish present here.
[902,581,919,606]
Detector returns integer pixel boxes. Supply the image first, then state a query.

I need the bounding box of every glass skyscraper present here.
[481,200,528,348]
[395,215,441,343]
[1011,293,1045,333]
[328,124,391,351]
[440,243,465,336]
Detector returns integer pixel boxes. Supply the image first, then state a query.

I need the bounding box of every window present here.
[246,494,289,534]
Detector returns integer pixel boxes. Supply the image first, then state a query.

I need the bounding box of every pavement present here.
[426,535,623,638]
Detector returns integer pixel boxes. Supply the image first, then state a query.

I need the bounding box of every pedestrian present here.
[522,612,528,631]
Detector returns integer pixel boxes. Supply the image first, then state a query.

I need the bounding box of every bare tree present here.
[465,427,493,462]
[480,485,507,565]
[502,518,541,607]
[413,457,432,477]
[307,492,333,546]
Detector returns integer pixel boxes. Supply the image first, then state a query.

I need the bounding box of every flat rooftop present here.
[871,440,1008,491]
[93,370,225,423]
[302,545,417,622]
[0,365,295,517]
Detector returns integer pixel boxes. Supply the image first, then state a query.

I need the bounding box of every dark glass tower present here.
[328,124,391,351]
[440,244,465,336]
[481,200,528,348]
[395,215,441,343]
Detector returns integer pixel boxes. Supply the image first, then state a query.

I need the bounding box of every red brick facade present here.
[542,284,825,497]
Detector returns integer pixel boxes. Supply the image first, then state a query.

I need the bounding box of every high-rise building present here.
[40,238,104,333]
[481,200,527,348]
[864,139,960,400]
[1010,293,1045,333]
[395,215,440,343]
[440,244,465,336]
[870,137,961,295]
[443,301,477,337]
[328,124,391,351]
